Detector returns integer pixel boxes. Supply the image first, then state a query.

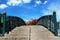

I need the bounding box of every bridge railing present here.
[0,12,26,36]
[36,11,58,36]
[0,11,59,36]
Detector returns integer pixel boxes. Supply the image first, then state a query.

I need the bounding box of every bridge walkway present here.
[0,25,60,40]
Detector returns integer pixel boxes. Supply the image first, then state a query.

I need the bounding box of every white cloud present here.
[43,1,48,4]
[7,0,22,6]
[7,0,31,6]
[23,0,31,3]
[34,0,42,7]
[35,0,48,5]
[35,0,41,4]
[34,0,48,7]
[0,4,8,9]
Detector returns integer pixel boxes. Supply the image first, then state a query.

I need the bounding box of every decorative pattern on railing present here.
[36,11,58,36]
[0,12,26,36]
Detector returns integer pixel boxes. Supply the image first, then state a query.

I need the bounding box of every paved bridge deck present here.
[0,25,60,40]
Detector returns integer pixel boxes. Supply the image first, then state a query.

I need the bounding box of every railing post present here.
[0,14,2,34]
[2,12,6,36]
[53,11,58,36]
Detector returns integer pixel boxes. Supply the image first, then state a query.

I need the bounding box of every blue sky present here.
[0,0,60,22]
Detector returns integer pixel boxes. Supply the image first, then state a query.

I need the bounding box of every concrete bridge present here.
[0,25,60,40]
